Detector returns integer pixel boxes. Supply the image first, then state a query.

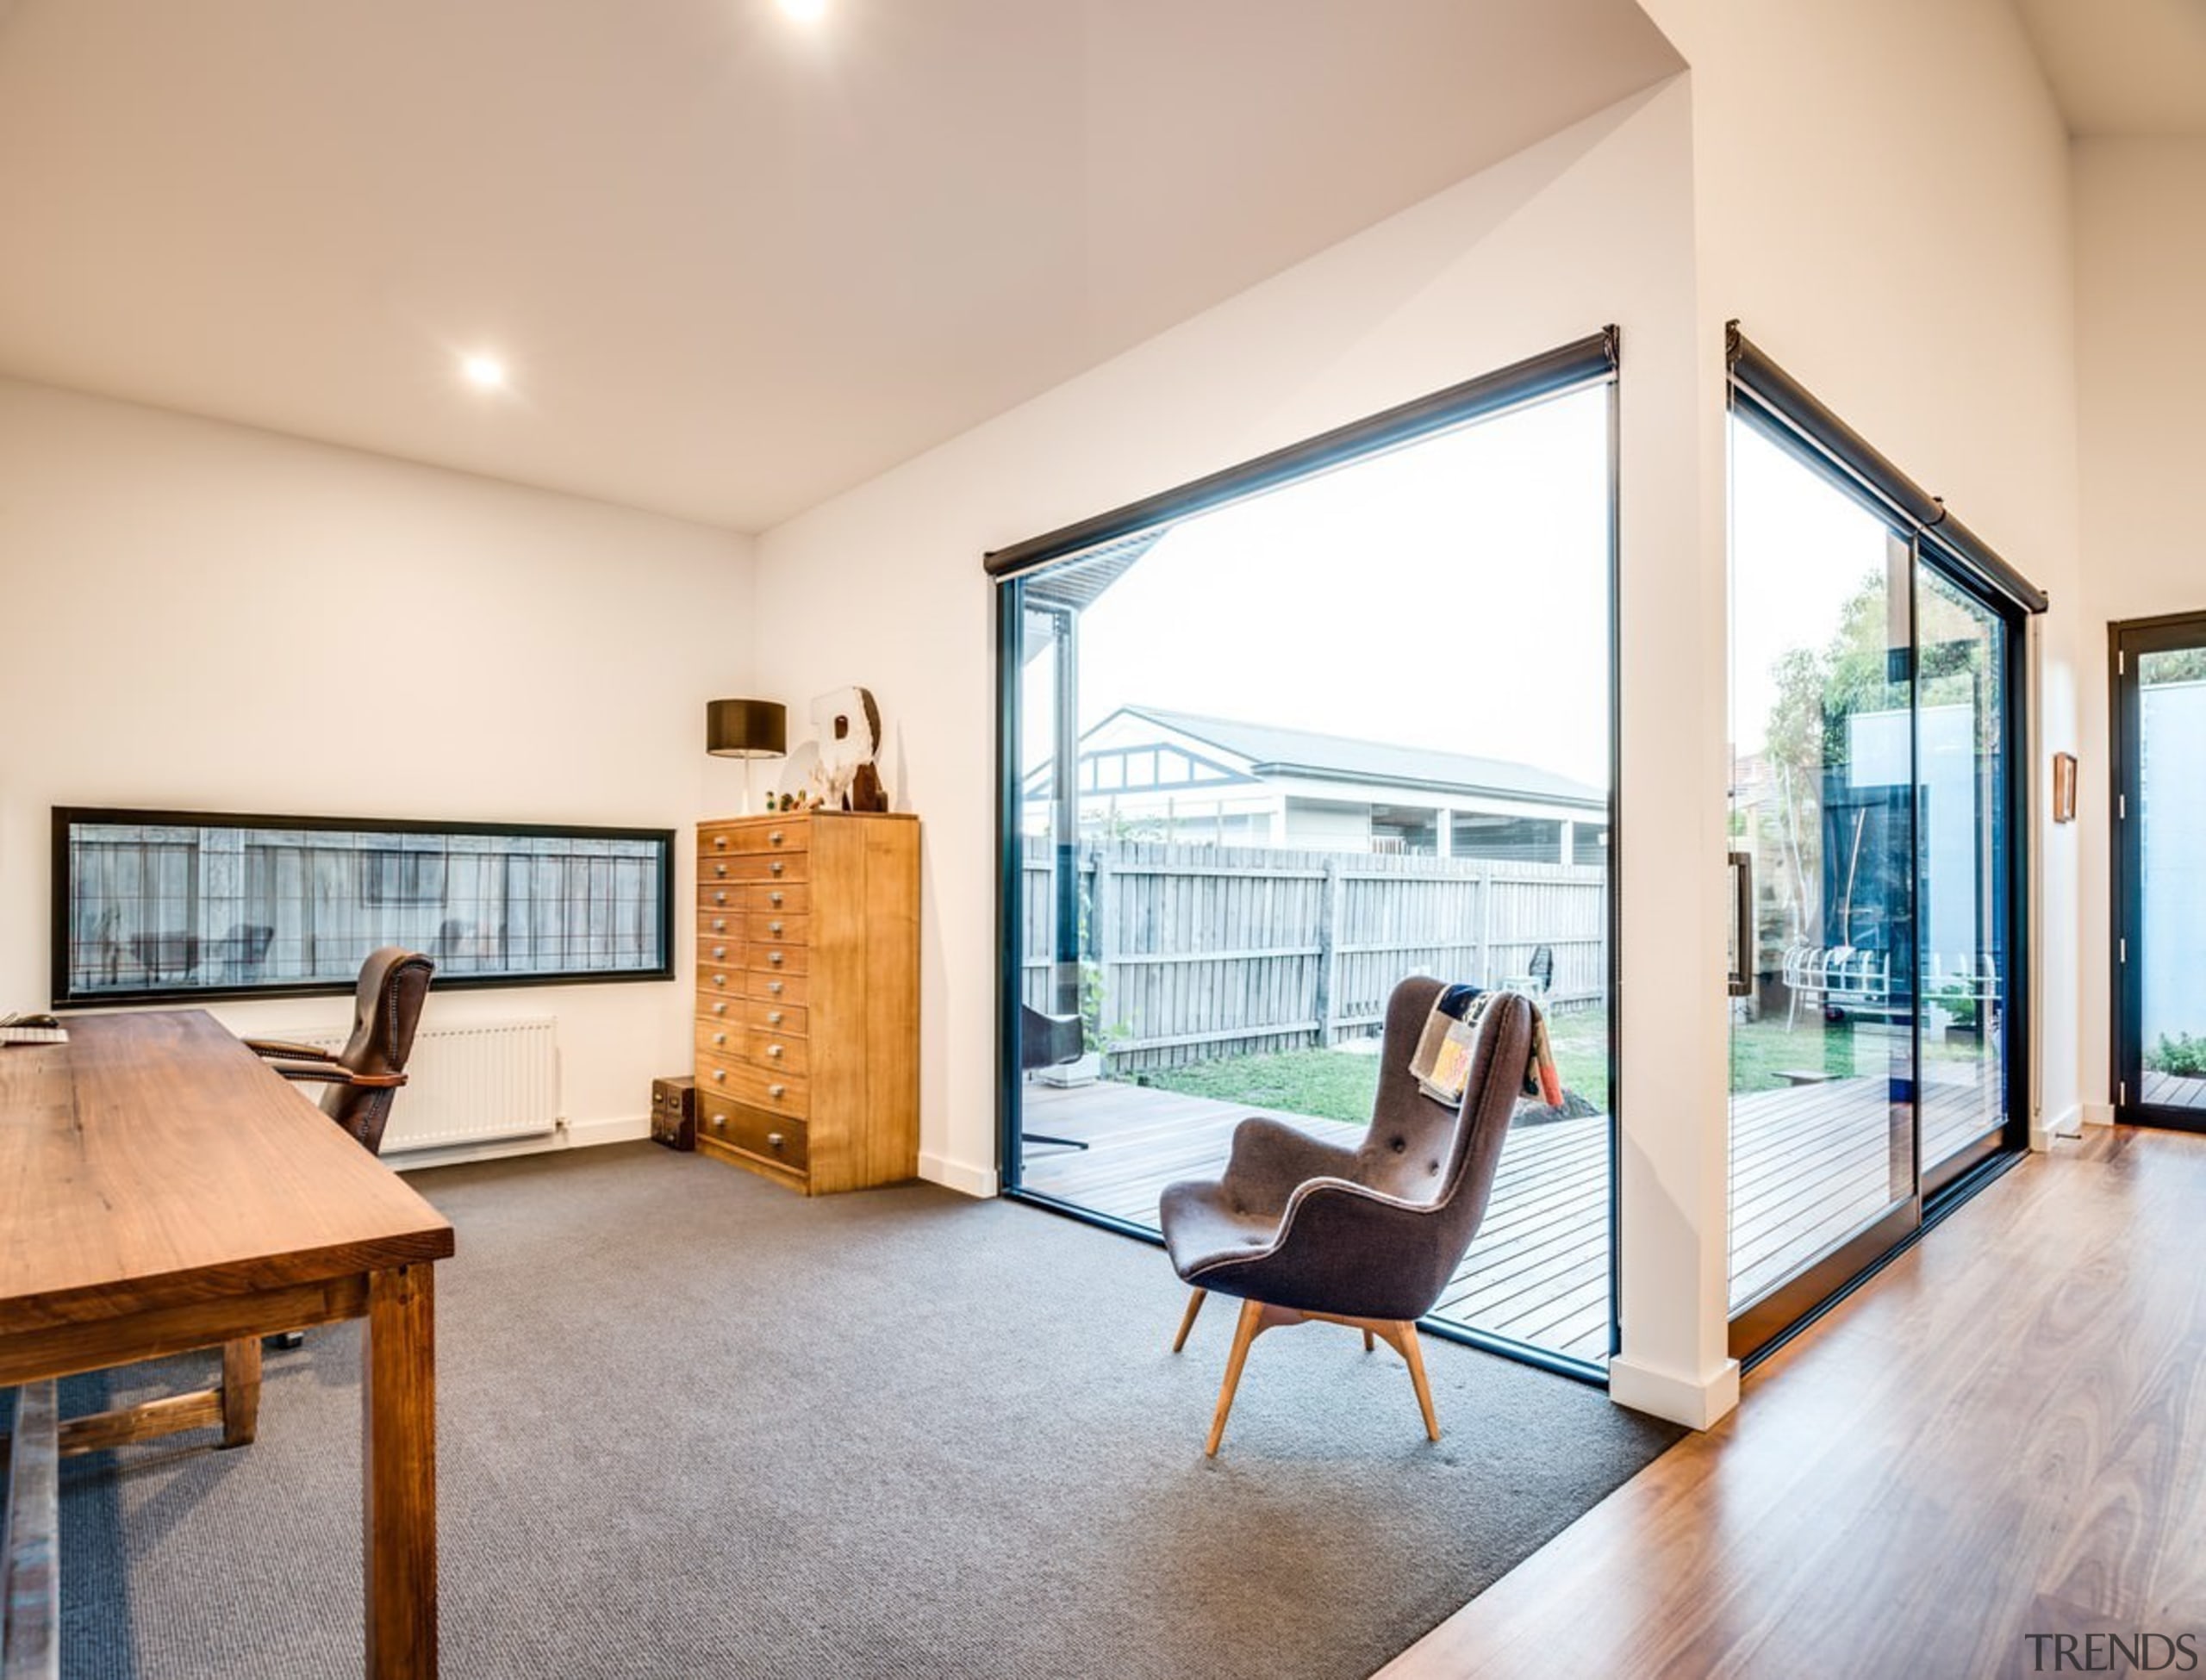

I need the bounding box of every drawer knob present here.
[768,980,783,994]
[712,1068,726,1082]
[770,859,785,875]
[768,950,784,966]
[767,1043,783,1059]
[712,974,726,987]
[770,1083,786,1099]
[769,920,783,936]
[714,862,727,877]
[712,1032,726,1046]
[767,1010,783,1025]
[713,835,727,849]
[711,1001,727,1016]
[710,1112,726,1130]
[769,830,784,846]
[713,891,727,905]
[712,945,727,961]
[712,918,726,932]
[768,1132,785,1150]
[769,890,783,905]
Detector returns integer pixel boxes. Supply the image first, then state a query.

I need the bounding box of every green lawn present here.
[1140,1005,1613,1125]
[1131,1005,1981,1123]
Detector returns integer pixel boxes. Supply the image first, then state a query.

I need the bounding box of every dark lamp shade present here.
[706,699,788,759]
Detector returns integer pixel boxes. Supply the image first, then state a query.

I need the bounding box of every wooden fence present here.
[1019,838,1607,1073]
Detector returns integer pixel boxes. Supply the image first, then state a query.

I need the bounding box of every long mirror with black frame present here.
[1724,329,2038,1362]
[992,334,1621,1378]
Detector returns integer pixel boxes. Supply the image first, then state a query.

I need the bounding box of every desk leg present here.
[362,1264,437,1679]
[220,1337,262,1447]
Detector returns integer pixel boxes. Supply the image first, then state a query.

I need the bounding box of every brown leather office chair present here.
[1159,979,1533,1454]
[246,948,434,1155]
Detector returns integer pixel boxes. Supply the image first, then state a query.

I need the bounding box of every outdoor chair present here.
[1018,1003,1091,1154]
[1157,977,1533,1454]
[1503,943,1555,999]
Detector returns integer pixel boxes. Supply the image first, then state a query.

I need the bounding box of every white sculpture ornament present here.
[808,686,888,812]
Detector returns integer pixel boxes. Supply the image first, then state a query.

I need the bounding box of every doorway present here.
[2111,612,2206,1128]
[1723,339,2034,1361]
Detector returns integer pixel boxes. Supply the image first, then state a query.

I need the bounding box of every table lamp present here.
[706,698,788,814]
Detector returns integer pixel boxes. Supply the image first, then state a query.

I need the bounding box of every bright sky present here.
[1728,418,1893,756]
[1024,385,1616,789]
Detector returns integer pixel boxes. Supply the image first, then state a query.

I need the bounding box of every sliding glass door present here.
[2113,613,2206,1129]
[1727,420,1921,1352]
[1725,401,2027,1358]
[1914,569,2014,1188]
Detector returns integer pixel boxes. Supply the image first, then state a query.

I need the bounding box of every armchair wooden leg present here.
[1362,1328,1375,1354]
[220,1336,263,1448]
[1206,1297,1267,1457]
[1393,1322,1441,1441]
[1172,1288,1208,1353]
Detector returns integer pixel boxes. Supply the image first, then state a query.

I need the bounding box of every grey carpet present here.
[44,1142,1680,1679]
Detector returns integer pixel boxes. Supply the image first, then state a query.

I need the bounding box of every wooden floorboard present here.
[1380,1126,2206,1680]
[1024,1067,2009,1363]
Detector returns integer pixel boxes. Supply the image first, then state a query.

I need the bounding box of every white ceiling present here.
[2014,0,2206,137]
[0,0,1680,532]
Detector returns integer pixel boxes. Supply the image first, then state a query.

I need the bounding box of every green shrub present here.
[2148,1032,2206,1077]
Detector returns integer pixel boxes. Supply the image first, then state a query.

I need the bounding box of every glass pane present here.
[1727,417,1916,1315]
[1008,383,1616,1363]
[1916,567,2010,1168]
[59,814,669,999]
[2140,645,2206,1108]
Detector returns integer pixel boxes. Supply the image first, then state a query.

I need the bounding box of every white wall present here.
[2072,137,2206,1117]
[1644,0,2084,1144]
[754,81,1735,1419]
[0,378,759,1148]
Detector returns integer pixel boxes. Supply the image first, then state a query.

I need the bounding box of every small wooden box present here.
[651,1076,695,1151]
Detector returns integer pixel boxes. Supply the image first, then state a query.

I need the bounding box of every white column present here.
[1606,115,1738,1430]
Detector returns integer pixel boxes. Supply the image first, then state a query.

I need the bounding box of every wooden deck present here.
[2144,1068,2206,1111]
[1019,1071,2001,1366]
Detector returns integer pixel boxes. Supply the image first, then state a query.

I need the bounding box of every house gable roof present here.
[1112,706,1606,811]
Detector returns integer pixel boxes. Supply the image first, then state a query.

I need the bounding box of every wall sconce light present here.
[707,698,788,814]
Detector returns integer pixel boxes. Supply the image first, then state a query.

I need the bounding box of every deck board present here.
[1020,1067,2006,1366]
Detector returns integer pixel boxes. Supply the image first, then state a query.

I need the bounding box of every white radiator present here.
[278,1017,559,1154]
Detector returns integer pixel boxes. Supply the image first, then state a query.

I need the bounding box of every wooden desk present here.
[0,1011,455,1678]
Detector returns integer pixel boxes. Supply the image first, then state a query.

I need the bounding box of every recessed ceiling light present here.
[461,354,507,389]
[778,0,826,21]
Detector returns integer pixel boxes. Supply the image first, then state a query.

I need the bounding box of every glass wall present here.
[1000,372,1618,1368]
[1725,404,2022,1353]
[1727,419,1918,1323]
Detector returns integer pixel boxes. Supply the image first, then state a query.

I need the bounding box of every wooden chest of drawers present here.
[693,810,919,1194]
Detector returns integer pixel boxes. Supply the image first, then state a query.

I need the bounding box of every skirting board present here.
[2035,1104,2084,1149]
[1608,1353,1741,1431]
[920,1151,1000,1198]
[389,1113,650,1173]
[2082,1102,2116,1129]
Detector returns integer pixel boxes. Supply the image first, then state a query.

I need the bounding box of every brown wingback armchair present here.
[1158,977,1533,1454]
[246,947,434,1155]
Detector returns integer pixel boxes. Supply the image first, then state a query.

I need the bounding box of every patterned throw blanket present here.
[1408,984,1562,1110]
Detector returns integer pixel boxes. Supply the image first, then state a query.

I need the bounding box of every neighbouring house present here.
[1021,706,1609,862]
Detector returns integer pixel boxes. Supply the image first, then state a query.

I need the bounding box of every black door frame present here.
[2109,610,2206,1130]
[1719,448,2034,1367]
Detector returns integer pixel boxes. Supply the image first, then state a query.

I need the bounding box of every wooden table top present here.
[0,1011,454,1333]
